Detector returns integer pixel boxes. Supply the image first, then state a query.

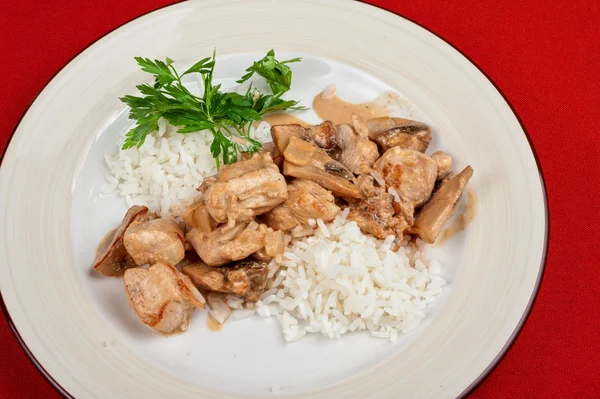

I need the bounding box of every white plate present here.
[0,1,547,398]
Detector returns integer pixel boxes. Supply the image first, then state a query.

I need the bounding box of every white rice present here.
[255,209,445,342]
[104,118,273,219]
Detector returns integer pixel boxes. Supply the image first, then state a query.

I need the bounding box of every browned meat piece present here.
[186,221,268,266]
[348,175,408,239]
[182,259,269,302]
[271,121,337,153]
[431,151,453,179]
[306,121,337,150]
[409,166,473,243]
[199,153,287,227]
[93,205,150,276]
[366,117,432,152]
[374,147,438,209]
[282,136,360,199]
[183,203,217,233]
[264,179,340,231]
[334,115,380,174]
[123,218,185,266]
[124,263,205,334]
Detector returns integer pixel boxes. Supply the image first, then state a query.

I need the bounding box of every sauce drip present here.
[312,90,392,124]
[261,113,310,127]
[436,190,477,246]
[206,315,223,332]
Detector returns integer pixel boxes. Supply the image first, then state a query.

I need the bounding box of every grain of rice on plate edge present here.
[104,120,445,342]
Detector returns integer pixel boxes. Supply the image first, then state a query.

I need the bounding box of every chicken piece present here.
[183,203,216,233]
[124,263,205,334]
[93,205,150,277]
[199,153,288,227]
[264,179,340,231]
[335,115,380,174]
[186,221,267,266]
[348,175,408,239]
[409,166,473,243]
[431,151,453,179]
[366,117,432,152]
[271,121,337,153]
[123,218,185,266]
[282,136,360,199]
[182,259,269,302]
[374,147,438,209]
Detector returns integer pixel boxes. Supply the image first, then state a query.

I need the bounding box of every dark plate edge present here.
[0,1,549,398]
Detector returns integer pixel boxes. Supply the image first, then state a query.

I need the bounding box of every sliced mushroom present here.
[183,203,216,233]
[282,136,360,199]
[124,263,205,334]
[199,152,288,227]
[306,121,337,150]
[93,205,150,277]
[373,147,438,209]
[182,259,269,302]
[334,115,380,174]
[409,166,473,243]
[431,151,453,180]
[186,221,268,266]
[123,218,185,266]
[263,179,340,231]
[366,117,432,152]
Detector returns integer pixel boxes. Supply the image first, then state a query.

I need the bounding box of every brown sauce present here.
[312,90,393,124]
[206,315,223,332]
[260,113,310,127]
[436,190,477,246]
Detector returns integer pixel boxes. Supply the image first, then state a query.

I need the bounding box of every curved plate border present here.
[0,1,549,398]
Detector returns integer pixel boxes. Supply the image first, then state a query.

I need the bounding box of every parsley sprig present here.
[120,50,304,166]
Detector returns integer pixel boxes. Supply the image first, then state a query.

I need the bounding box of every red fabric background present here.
[1,0,599,398]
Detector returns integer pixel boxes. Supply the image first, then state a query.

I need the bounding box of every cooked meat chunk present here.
[264,179,340,231]
[282,136,360,199]
[348,175,408,239]
[431,151,453,179]
[124,263,205,334]
[123,218,185,266]
[306,121,337,150]
[366,117,432,152]
[183,203,216,233]
[334,115,380,174]
[271,121,337,153]
[186,221,268,266]
[182,259,269,302]
[409,166,473,243]
[93,205,150,276]
[199,153,287,227]
[374,147,438,209]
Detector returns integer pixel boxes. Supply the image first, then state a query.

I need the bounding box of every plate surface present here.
[0,1,547,398]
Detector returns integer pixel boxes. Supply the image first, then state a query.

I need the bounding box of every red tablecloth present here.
[1,0,599,398]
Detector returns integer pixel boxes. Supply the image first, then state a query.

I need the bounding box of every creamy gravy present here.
[206,315,223,332]
[261,113,310,127]
[312,90,392,124]
[436,190,477,245]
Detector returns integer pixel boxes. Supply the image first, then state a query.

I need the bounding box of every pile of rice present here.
[104,119,445,343]
[252,210,444,342]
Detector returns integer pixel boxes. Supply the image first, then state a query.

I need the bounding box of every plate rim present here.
[0,1,549,398]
